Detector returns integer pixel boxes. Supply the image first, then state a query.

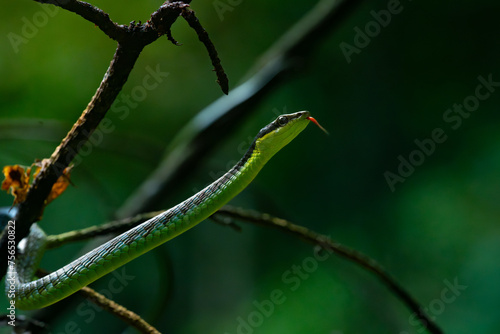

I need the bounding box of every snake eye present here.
[277,116,288,126]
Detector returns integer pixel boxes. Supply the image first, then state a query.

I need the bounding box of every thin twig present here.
[44,208,245,249]
[78,286,161,334]
[181,8,229,94]
[33,268,160,333]
[216,206,443,334]
[45,211,164,249]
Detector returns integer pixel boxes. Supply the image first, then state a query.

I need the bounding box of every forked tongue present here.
[307,117,329,135]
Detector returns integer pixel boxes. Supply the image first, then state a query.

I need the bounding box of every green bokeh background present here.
[1,0,500,333]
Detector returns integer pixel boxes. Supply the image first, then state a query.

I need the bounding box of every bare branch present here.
[0,42,145,282]
[181,7,229,94]
[45,211,164,249]
[44,208,242,248]
[78,286,161,334]
[0,0,227,281]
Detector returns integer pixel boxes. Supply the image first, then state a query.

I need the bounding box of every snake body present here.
[7,111,312,310]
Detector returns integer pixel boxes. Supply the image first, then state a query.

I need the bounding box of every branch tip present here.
[181,7,229,94]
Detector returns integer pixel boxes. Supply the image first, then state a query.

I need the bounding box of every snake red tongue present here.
[307,116,329,135]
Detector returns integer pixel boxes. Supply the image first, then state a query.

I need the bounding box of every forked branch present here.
[42,205,442,333]
[0,0,227,283]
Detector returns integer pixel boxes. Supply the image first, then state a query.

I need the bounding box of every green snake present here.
[4,111,322,310]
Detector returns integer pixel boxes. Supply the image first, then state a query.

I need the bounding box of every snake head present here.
[254,111,311,160]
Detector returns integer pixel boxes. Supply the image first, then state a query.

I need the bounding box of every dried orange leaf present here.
[1,162,73,207]
[1,165,31,205]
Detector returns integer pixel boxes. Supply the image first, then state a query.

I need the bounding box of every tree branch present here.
[78,286,161,334]
[216,206,443,334]
[45,211,164,249]
[0,0,228,281]
[181,7,229,94]
[44,209,242,249]
[0,42,145,282]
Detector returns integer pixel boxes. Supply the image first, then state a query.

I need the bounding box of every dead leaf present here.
[1,165,31,205]
[1,161,73,207]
